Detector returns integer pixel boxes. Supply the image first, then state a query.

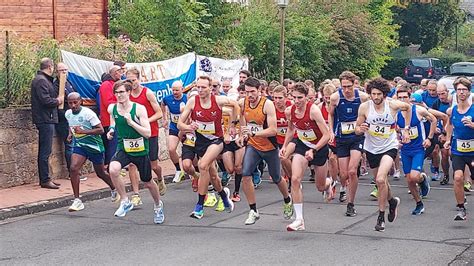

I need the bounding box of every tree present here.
[393,1,466,53]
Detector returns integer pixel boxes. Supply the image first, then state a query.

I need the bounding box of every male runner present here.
[237,77,293,225]
[65,92,118,211]
[281,83,331,231]
[328,71,369,217]
[355,77,411,231]
[178,76,238,219]
[444,77,473,221]
[127,69,165,206]
[162,80,188,183]
[107,80,164,224]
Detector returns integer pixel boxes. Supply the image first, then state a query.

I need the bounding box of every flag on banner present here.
[61,50,197,104]
[196,55,249,91]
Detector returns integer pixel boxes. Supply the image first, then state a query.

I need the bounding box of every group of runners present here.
[65,66,473,232]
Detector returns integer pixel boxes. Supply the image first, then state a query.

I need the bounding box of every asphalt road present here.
[1,173,472,265]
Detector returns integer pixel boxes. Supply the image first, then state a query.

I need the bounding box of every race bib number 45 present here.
[196,121,216,135]
[124,137,145,153]
[456,139,474,153]
[341,121,356,135]
[368,124,392,139]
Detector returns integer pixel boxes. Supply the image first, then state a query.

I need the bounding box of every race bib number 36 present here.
[196,121,216,135]
[456,139,474,153]
[368,124,392,139]
[341,121,356,135]
[124,137,145,153]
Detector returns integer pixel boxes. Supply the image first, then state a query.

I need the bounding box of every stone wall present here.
[0,108,173,189]
[0,108,68,188]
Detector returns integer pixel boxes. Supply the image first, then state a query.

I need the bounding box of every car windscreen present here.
[410,59,430,68]
[450,64,474,75]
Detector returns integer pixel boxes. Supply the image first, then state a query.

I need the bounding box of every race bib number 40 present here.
[341,121,356,135]
[196,121,216,135]
[368,124,392,139]
[183,133,196,147]
[248,122,263,135]
[124,137,145,153]
[456,139,474,153]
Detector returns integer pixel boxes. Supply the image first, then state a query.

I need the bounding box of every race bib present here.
[456,139,474,153]
[183,133,196,147]
[368,124,392,139]
[123,137,145,153]
[297,129,317,142]
[341,121,356,135]
[277,127,288,137]
[196,121,215,135]
[170,113,180,123]
[248,122,263,135]
[402,126,419,140]
[70,126,86,138]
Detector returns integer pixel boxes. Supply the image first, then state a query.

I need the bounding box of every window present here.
[410,59,430,68]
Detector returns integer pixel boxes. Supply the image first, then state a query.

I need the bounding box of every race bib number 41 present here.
[124,137,145,153]
[277,127,288,137]
[341,121,356,135]
[368,124,392,139]
[456,139,474,153]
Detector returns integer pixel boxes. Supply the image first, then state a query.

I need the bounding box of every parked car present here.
[403,58,447,84]
[438,62,474,90]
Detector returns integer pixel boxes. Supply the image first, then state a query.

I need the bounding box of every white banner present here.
[197,55,249,91]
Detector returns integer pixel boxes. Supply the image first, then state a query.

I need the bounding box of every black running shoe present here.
[454,208,467,221]
[388,197,400,223]
[375,216,385,232]
[339,191,347,203]
[345,203,356,217]
[440,175,449,185]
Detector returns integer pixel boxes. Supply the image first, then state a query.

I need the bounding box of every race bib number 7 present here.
[368,124,392,139]
[124,137,145,153]
[456,139,474,153]
[196,121,216,135]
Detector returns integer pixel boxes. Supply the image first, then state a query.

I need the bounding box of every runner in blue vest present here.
[444,77,474,221]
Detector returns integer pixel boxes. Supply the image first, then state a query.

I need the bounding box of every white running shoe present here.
[114,199,134,217]
[287,219,305,231]
[173,171,185,183]
[68,198,84,212]
[245,209,260,225]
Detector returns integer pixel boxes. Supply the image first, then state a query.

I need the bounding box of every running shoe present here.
[190,204,204,219]
[130,194,143,207]
[431,172,440,182]
[157,178,167,196]
[191,176,199,192]
[68,198,84,212]
[464,182,472,193]
[114,199,134,217]
[370,186,378,199]
[374,216,385,232]
[111,189,120,203]
[231,192,241,202]
[283,199,293,220]
[173,170,185,183]
[360,166,369,176]
[221,172,230,186]
[411,203,424,215]
[345,203,357,217]
[454,208,467,221]
[339,191,347,203]
[323,179,336,203]
[393,169,401,180]
[244,209,260,225]
[286,219,305,231]
[388,197,400,222]
[154,200,165,224]
[215,197,225,212]
[419,173,431,198]
[222,187,234,213]
[204,193,217,207]
[253,171,262,189]
[80,176,88,182]
[440,175,449,185]
[309,176,315,182]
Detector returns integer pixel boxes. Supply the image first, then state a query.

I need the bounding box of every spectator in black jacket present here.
[30,58,63,189]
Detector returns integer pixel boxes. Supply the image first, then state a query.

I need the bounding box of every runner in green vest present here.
[107,80,164,224]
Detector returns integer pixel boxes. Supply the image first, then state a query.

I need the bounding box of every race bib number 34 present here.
[124,137,145,153]
[341,121,356,135]
[368,124,392,139]
[456,139,474,153]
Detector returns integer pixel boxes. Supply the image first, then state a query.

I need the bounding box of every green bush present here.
[0,35,166,108]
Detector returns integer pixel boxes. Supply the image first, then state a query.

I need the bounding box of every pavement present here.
[0,159,177,220]
[0,170,472,265]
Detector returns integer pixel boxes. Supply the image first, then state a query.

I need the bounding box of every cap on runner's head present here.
[411,93,423,103]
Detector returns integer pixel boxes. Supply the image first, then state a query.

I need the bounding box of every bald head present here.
[109,65,122,81]
[67,92,82,101]
[171,80,184,99]
[172,80,183,89]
